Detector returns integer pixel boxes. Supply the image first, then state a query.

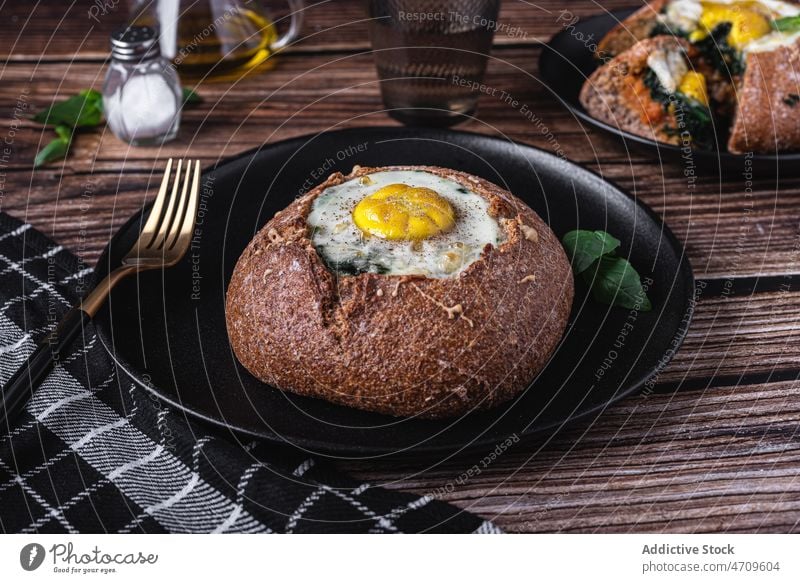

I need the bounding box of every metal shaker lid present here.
[110,26,160,62]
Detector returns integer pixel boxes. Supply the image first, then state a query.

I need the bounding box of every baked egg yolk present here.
[690,3,772,48]
[678,71,709,105]
[352,183,456,240]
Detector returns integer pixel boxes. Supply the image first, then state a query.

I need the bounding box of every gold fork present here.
[1,159,201,427]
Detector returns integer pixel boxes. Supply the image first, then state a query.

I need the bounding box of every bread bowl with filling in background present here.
[581,36,719,148]
[593,0,800,153]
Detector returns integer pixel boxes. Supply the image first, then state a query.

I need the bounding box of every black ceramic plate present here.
[93,127,694,458]
[539,8,800,173]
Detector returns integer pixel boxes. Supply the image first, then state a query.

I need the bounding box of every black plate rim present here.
[93,126,695,456]
[538,8,800,166]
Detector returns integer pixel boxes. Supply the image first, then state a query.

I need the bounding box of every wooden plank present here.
[3,0,800,535]
[2,50,799,279]
[662,290,800,383]
[338,380,800,532]
[0,0,638,61]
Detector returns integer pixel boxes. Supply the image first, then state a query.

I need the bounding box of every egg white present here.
[661,0,800,28]
[659,0,800,52]
[307,170,505,278]
[744,29,800,52]
[647,49,689,93]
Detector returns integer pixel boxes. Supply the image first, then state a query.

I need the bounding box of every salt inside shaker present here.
[103,26,182,146]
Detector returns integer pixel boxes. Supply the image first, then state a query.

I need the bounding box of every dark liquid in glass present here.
[368,1,499,126]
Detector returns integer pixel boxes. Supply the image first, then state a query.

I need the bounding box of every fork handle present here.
[1,306,91,427]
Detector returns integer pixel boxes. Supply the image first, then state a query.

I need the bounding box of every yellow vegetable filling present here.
[352,183,456,240]
[690,2,772,48]
[678,70,709,105]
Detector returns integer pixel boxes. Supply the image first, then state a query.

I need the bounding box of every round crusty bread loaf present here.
[225,165,574,419]
[728,42,800,153]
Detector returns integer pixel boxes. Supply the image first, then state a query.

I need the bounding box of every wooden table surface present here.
[2,0,799,533]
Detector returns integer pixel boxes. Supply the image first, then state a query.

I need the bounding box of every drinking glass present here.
[366,0,500,126]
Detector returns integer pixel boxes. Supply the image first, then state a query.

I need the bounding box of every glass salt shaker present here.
[102,26,182,146]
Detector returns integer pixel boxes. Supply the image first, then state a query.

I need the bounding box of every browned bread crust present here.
[728,42,800,153]
[225,166,574,419]
[597,0,665,59]
[581,36,695,146]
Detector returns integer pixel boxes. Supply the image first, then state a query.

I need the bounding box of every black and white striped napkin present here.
[0,212,500,533]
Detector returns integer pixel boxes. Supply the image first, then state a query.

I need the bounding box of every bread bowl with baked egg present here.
[225,165,574,419]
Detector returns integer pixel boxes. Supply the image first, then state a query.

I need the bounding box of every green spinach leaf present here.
[562,229,621,273]
[693,22,744,76]
[561,230,652,311]
[33,86,200,168]
[774,16,800,33]
[783,93,800,107]
[671,95,717,150]
[583,255,652,311]
[643,67,718,150]
[34,125,72,168]
[33,89,104,128]
[643,68,673,108]
[182,87,202,105]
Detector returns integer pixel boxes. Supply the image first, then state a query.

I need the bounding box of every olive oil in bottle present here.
[131,1,279,80]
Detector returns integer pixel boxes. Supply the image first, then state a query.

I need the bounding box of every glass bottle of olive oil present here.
[130,0,303,80]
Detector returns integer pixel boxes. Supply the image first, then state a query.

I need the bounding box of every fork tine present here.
[137,158,173,249]
[121,158,198,268]
[165,160,194,250]
[185,161,201,236]
[148,159,183,250]
[171,160,201,254]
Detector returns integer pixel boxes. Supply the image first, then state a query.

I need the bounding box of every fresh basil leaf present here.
[33,89,104,128]
[584,255,652,311]
[54,124,72,142]
[562,229,621,273]
[34,134,70,168]
[774,16,800,33]
[182,87,202,105]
